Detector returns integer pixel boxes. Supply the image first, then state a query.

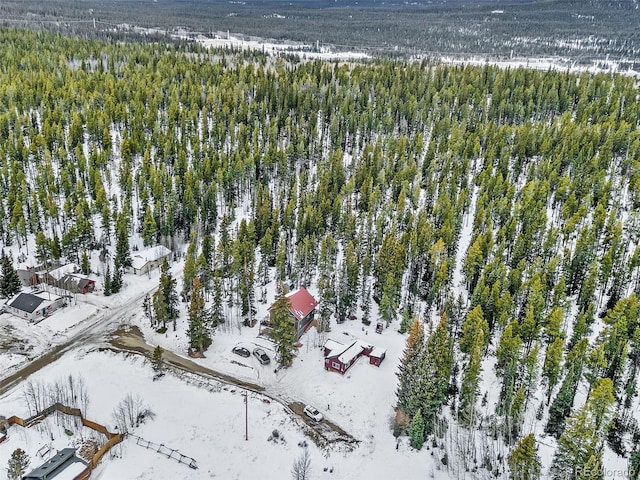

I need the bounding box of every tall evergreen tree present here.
[152,345,164,378]
[412,314,454,435]
[0,253,21,299]
[550,387,612,480]
[408,408,425,450]
[459,328,483,425]
[396,318,426,417]
[183,232,197,299]
[141,205,157,246]
[81,250,90,275]
[546,338,589,437]
[114,212,132,270]
[103,263,112,297]
[543,337,564,404]
[187,277,210,353]
[210,277,225,328]
[508,434,541,480]
[152,286,169,330]
[111,266,123,294]
[271,281,295,367]
[158,258,178,322]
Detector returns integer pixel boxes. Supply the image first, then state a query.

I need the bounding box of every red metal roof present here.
[285,287,318,321]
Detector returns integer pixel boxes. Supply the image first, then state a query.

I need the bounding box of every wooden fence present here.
[6,403,124,479]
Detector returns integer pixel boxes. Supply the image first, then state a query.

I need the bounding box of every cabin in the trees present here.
[42,263,80,286]
[22,447,89,480]
[38,263,96,294]
[4,291,66,322]
[130,245,172,276]
[60,273,96,294]
[323,338,386,374]
[17,267,38,287]
[271,287,318,339]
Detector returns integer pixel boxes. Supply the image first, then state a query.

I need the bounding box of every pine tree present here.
[141,205,157,246]
[550,408,599,479]
[188,277,210,353]
[103,263,112,297]
[35,230,50,268]
[210,277,225,328]
[0,253,21,299]
[183,231,197,299]
[152,287,169,330]
[412,314,454,435]
[543,337,564,403]
[114,213,132,270]
[271,281,295,367]
[7,448,30,480]
[546,338,588,437]
[152,345,164,378]
[459,328,483,425]
[81,250,90,275]
[508,434,541,480]
[460,305,489,354]
[396,318,426,416]
[111,267,122,294]
[408,408,425,450]
[158,258,178,321]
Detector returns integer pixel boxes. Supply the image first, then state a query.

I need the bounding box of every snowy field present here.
[0,321,444,480]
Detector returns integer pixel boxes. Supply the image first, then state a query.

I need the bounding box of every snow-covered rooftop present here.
[323,339,345,353]
[283,287,318,321]
[369,347,386,358]
[48,461,88,480]
[131,245,171,270]
[47,263,79,281]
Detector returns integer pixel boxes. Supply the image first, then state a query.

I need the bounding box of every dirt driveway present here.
[108,326,359,450]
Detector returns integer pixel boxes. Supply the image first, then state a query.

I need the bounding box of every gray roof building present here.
[22,448,88,480]
[8,293,45,313]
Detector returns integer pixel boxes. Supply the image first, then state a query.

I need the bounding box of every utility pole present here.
[244,390,248,441]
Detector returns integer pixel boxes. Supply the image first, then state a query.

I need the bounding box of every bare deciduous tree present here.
[291,447,311,480]
[112,393,155,433]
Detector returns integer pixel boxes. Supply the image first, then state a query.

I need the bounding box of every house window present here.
[331,362,341,370]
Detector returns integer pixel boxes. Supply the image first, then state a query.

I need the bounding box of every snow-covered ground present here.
[0,315,445,479]
[439,55,640,78]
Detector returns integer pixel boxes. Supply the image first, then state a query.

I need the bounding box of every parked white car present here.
[303,405,323,422]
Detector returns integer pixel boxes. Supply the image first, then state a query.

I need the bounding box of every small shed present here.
[368,347,386,367]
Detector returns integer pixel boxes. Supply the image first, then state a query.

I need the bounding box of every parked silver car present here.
[253,348,270,365]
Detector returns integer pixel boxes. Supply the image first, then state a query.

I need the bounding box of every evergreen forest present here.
[1,28,640,477]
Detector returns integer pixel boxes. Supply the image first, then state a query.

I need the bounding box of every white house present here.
[130,245,172,275]
[4,291,66,322]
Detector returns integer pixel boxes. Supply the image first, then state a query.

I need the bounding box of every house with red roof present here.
[270,287,318,339]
